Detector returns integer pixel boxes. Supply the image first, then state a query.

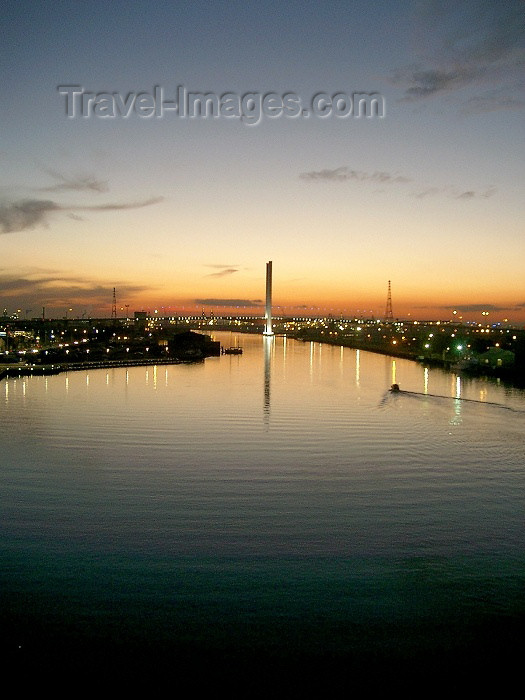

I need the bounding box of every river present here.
[1,331,524,692]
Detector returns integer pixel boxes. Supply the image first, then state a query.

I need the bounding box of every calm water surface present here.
[1,332,524,690]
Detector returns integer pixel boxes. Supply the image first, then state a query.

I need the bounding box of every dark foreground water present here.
[1,332,524,692]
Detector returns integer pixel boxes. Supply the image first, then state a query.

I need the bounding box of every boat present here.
[222,347,243,355]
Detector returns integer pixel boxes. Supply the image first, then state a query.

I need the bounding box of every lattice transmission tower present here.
[385,280,393,320]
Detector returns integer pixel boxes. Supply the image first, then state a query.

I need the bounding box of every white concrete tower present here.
[264,260,274,335]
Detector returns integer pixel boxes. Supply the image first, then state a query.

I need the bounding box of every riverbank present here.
[291,333,525,388]
[0,357,200,381]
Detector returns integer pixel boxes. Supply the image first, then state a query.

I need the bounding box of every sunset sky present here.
[1,0,524,322]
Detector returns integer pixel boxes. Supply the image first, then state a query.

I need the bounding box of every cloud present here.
[393,1,525,108]
[0,269,151,312]
[462,91,525,114]
[299,167,411,184]
[413,186,496,200]
[205,264,240,268]
[403,68,476,99]
[300,167,496,200]
[39,169,109,193]
[442,303,510,312]
[204,268,239,278]
[78,197,164,212]
[0,199,60,233]
[0,196,164,233]
[195,298,263,307]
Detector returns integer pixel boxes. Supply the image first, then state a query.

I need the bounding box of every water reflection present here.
[263,335,273,430]
[2,334,524,684]
[451,375,462,425]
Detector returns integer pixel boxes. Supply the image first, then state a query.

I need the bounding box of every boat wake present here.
[380,385,525,413]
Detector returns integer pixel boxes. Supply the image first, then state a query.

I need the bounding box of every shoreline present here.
[3,330,525,389]
[287,333,525,389]
[0,357,200,382]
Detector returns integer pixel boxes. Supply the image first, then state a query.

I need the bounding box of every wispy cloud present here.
[203,265,240,278]
[392,1,524,110]
[402,67,477,100]
[39,169,109,193]
[442,303,511,312]
[205,264,240,268]
[413,186,496,200]
[195,298,263,307]
[205,269,239,278]
[300,167,496,200]
[0,196,164,234]
[299,167,411,184]
[78,197,163,212]
[0,269,151,311]
[462,90,525,114]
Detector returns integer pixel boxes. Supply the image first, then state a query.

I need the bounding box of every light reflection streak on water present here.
[424,367,429,395]
[282,336,287,382]
[391,359,396,386]
[263,335,272,430]
[355,349,360,387]
[451,375,462,425]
